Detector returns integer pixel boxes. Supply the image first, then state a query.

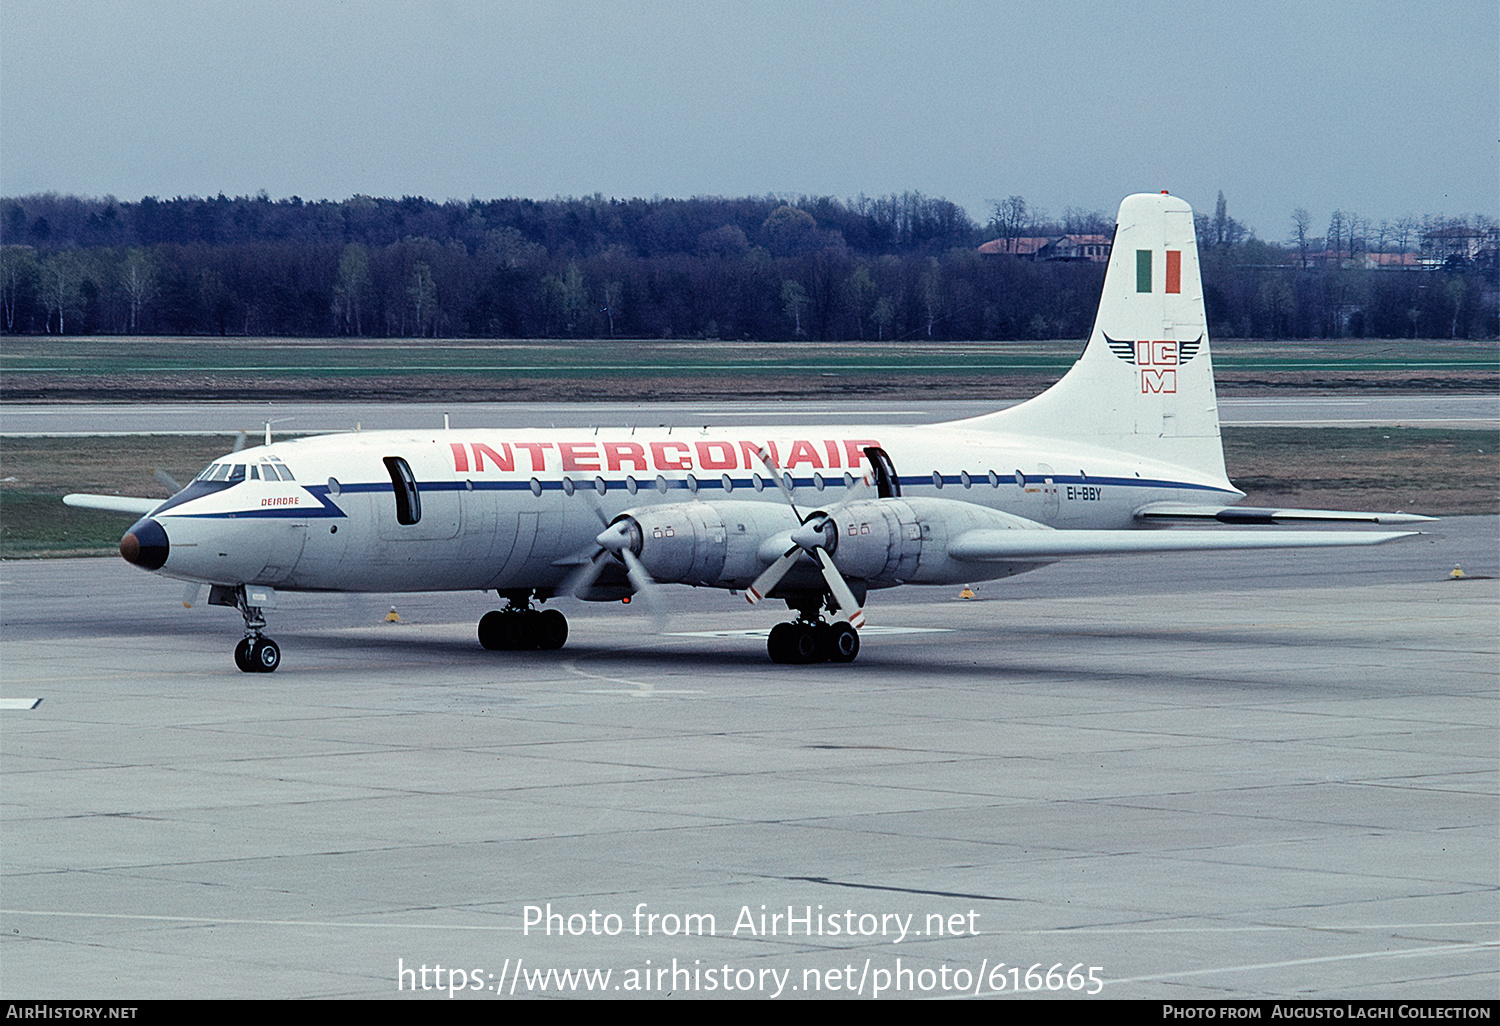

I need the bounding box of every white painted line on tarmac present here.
[0,698,42,709]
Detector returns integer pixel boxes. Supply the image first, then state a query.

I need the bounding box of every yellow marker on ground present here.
[1450,565,1466,579]
[959,585,975,599]
[385,606,401,621]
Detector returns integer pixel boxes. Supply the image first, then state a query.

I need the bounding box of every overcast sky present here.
[2,0,1494,241]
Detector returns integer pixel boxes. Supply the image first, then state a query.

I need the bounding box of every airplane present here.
[65,192,1431,672]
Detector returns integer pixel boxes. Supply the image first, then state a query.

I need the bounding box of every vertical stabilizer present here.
[957,193,1230,484]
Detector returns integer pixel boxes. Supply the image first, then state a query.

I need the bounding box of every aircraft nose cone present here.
[120,518,169,570]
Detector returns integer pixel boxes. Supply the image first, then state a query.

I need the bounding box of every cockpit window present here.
[211,464,232,482]
[249,465,260,480]
[227,464,246,483]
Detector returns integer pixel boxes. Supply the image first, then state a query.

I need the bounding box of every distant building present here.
[1036,234,1112,262]
[978,234,1111,263]
[977,236,1051,258]
[1362,252,1421,270]
[1420,225,1499,268]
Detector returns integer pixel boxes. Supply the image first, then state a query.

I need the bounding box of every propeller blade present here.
[745,547,799,604]
[154,468,183,494]
[619,548,666,625]
[560,547,610,598]
[579,491,611,528]
[813,548,865,628]
[753,446,802,520]
[231,431,248,453]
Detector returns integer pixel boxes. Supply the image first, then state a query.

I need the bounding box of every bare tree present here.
[1,246,37,332]
[1325,211,1345,265]
[42,251,83,334]
[989,196,1029,253]
[332,244,370,335]
[1291,208,1312,268]
[407,261,437,337]
[120,248,157,332]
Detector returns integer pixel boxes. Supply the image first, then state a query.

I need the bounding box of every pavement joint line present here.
[12,907,1485,936]
[1101,939,1500,988]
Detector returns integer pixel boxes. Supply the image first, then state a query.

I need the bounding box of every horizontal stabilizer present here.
[63,494,161,516]
[1135,503,1435,525]
[948,528,1419,562]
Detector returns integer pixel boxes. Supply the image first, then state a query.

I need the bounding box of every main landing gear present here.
[767,612,860,665]
[478,591,568,651]
[223,585,280,673]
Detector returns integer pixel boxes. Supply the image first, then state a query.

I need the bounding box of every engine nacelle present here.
[820,497,1051,586]
[614,501,800,588]
[613,496,1050,592]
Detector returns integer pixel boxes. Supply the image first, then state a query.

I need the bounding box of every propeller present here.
[744,447,868,628]
[154,468,183,494]
[558,500,666,620]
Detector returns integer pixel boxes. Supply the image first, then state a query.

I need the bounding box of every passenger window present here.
[383,457,422,525]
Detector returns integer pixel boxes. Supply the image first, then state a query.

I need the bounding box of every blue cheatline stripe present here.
[166,473,1237,519]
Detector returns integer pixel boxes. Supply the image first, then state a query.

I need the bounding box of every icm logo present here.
[1104,334,1202,394]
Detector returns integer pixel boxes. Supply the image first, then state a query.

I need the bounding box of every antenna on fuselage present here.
[443,413,451,430]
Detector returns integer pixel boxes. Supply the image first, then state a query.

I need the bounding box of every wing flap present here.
[63,494,161,516]
[948,528,1419,562]
[1135,503,1434,525]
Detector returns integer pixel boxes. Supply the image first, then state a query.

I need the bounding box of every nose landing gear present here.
[212,584,281,673]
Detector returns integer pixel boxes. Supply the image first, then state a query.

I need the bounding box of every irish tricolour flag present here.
[1136,250,1182,294]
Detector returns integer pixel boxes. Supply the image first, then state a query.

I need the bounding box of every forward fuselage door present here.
[375,443,462,542]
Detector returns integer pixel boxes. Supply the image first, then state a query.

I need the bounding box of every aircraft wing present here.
[1134,503,1434,525]
[948,528,1419,562]
[63,494,161,516]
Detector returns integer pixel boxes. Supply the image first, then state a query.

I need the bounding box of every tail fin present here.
[957,192,1230,485]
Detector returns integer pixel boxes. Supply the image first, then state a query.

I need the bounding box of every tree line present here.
[1,191,1494,341]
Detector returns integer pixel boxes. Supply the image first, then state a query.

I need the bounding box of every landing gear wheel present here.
[826,622,860,663]
[767,622,797,664]
[791,624,821,663]
[478,610,521,650]
[252,637,281,672]
[479,608,569,651]
[234,637,280,673]
[536,609,569,650]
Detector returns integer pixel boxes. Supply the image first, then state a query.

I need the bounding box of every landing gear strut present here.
[223,585,280,673]
[478,590,568,651]
[767,601,860,665]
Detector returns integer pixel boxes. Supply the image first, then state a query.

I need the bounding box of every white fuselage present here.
[145,421,1240,594]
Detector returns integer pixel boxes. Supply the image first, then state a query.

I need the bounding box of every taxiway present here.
[2,518,1495,999]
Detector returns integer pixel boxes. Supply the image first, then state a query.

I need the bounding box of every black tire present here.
[767,622,796,664]
[827,622,860,663]
[478,610,514,650]
[234,638,255,673]
[536,609,568,650]
[252,637,281,673]
[792,625,822,664]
